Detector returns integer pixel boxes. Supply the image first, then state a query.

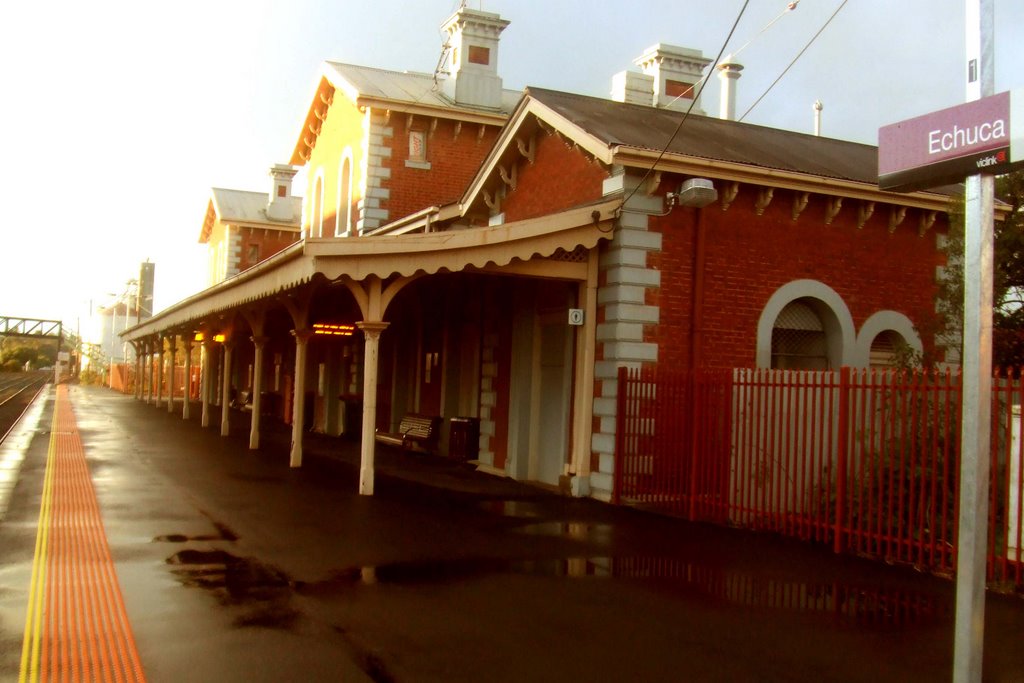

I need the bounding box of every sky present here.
[0,0,1021,335]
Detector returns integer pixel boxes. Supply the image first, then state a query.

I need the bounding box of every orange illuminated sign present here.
[313,323,355,337]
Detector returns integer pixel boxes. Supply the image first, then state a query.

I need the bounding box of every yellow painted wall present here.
[305,93,365,237]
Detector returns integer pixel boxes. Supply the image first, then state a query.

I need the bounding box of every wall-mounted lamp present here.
[621,177,719,216]
[667,178,718,209]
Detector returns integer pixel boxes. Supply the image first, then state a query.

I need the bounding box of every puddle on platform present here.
[301,555,946,629]
[166,549,300,629]
[155,520,239,544]
[512,521,615,540]
[476,499,550,519]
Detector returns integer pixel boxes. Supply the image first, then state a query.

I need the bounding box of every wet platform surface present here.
[2,385,1024,682]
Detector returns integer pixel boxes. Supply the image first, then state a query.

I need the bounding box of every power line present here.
[623,0,751,207]
[659,0,801,112]
[737,0,848,124]
[730,1,800,61]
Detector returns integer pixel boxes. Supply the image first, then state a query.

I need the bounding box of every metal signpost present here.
[876,1,1024,680]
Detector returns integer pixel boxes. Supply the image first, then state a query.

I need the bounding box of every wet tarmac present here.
[2,385,1024,681]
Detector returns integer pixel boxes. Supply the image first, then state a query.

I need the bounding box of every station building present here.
[123,6,960,502]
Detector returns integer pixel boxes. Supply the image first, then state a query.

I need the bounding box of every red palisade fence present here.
[614,366,1024,592]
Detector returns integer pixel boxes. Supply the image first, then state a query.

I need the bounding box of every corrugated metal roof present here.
[211,188,301,226]
[526,87,883,186]
[323,62,521,115]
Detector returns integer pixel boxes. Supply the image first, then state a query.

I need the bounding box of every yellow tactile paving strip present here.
[20,385,145,682]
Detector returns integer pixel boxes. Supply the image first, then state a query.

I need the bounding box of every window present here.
[757,280,855,370]
[869,331,903,369]
[277,184,287,198]
[468,45,490,65]
[665,79,695,99]
[771,301,829,370]
[336,152,352,237]
[246,243,259,264]
[409,130,426,162]
[311,174,324,238]
[406,130,430,170]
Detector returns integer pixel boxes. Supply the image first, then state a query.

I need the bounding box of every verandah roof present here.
[122,198,619,340]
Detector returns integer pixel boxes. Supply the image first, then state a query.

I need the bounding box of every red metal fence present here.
[614,366,1024,591]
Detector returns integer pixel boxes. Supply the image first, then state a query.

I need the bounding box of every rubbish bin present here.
[448,417,480,461]
[340,397,363,440]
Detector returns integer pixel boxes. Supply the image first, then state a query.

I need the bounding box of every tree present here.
[935,169,1024,369]
[0,336,59,370]
[992,170,1024,367]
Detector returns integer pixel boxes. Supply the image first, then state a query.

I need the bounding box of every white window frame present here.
[336,148,354,237]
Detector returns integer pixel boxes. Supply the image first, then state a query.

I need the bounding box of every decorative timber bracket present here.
[720,182,740,211]
[857,201,875,229]
[919,210,937,237]
[824,196,843,225]
[889,206,907,234]
[516,136,535,164]
[792,192,809,221]
[499,165,517,192]
[754,187,774,216]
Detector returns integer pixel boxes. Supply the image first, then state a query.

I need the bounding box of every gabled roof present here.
[291,62,521,165]
[527,87,879,184]
[199,188,302,243]
[324,62,521,115]
[463,87,960,214]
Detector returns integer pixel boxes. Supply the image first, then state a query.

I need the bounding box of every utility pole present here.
[953,1,995,681]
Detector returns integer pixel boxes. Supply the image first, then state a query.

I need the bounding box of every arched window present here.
[869,330,905,368]
[771,300,829,370]
[756,280,856,369]
[336,152,352,237]
[311,174,324,238]
[855,311,923,368]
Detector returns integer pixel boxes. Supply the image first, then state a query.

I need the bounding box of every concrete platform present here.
[2,384,1024,682]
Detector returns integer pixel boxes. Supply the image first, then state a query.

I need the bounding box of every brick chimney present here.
[440,7,510,109]
[631,44,712,114]
[266,164,298,222]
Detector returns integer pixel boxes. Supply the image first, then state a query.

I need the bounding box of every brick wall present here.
[237,228,300,273]
[386,118,502,221]
[502,133,608,222]
[646,183,948,370]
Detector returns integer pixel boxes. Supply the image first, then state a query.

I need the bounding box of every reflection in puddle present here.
[166,549,300,629]
[512,521,614,541]
[306,556,945,628]
[609,558,947,628]
[154,520,238,544]
[476,499,550,519]
[168,542,946,632]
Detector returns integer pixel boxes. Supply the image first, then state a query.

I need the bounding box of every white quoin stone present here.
[440,7,509,109]
[634,43,711,114]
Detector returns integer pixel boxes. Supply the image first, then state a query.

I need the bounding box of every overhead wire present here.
[658,1,801,113]
[622,0,751,207]
[737,0,849,123]
[729,1,800,61]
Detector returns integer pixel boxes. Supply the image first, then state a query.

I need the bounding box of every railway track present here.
[0,371,49,443]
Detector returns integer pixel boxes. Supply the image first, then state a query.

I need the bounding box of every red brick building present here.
[199,164,303,286]
[453,85,957,498]
[126,7,966,504]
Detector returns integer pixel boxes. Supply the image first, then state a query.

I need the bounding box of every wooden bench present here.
[375,414,442,454]
[236,390,254,412]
